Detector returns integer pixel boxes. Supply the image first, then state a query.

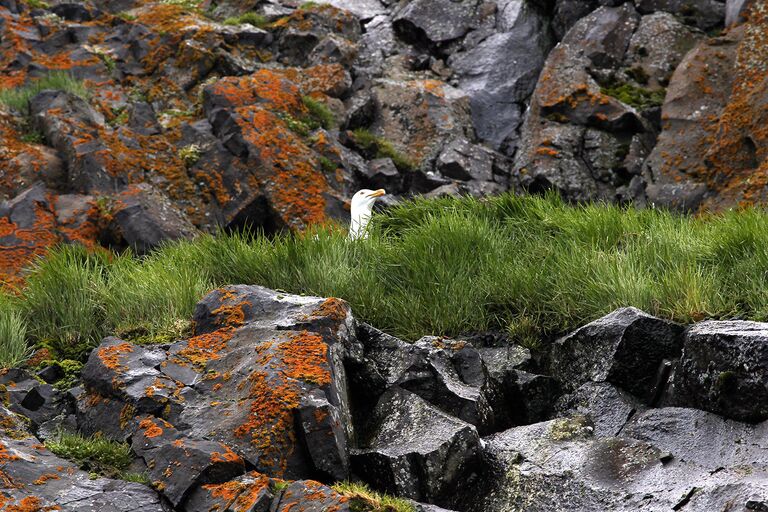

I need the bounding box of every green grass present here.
[351,128,415,171]
[302,95,335,129]
[45,431,134,480]
[332,482,415,512]
[0,72,90,112]
[0,301,30,368]
[222,12,269,27]
[10,193,768,361]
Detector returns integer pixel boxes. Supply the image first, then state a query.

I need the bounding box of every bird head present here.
[351,188,386,214]
[349,189,386,240]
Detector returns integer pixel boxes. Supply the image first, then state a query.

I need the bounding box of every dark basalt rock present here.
[550,307,684,403]
[351,387,480,505]
[673,320,768,422]
[633,0,725,30]
[555,381,645,437]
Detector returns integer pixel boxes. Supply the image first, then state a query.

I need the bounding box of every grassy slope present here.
[5,192,768,361]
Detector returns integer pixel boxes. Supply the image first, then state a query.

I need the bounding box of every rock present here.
[182,471,273,512]
[273,480,353,512]
[359,157,402,191]
[436,138,494,182]
[322,0,385,19]
[79,285,355,481]
[392,0,481,48]
[726,0,754,26]
[131,417,246,507]
[462,407,768,511]
[368,78,472,170]
[0,369,71,433]
[673,320,768,422]
[551,307,684,402]
[449,4,552,155]
[0,424,167,511]
[642,28,741,211]
[555,381,645,437]
[507,370,561,425]
[351,387,480,504]
[109,184,198,254]
[634,0,725,30]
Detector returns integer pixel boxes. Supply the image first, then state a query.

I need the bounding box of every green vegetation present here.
[19,129,44,144]
[0,72,90,112]
[332,482,415,512]
[24,0,49,9]
[45,431,134,480]
[222,12,269,27]
[10,193,768,361]
[601,82,665,110]
[178,144,202,167]
[0,306,30,368]
[302,95,335,129]
[351,128,415,171]
[33,359,83,389]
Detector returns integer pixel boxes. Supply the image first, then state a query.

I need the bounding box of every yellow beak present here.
[367,189,386,198]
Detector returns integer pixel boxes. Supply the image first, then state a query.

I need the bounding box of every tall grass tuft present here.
[15,192,768,356]
[0,71,90,112]
[0,297,30,368]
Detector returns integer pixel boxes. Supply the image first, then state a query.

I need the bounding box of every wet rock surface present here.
[5,285,768,511]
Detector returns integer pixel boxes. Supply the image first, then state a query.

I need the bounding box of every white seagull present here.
[349,188,386,240]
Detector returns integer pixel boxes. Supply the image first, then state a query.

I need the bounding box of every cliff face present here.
[0,0,761,283]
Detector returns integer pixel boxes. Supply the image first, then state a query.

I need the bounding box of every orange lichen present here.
[3,496,61,512]
[139,417,165,439]
[210,444,243,464]
[32,473,60,485]
[279,332,331,387]
[97,342,134,372]
[172,327,234,370]
[311,298,348,323]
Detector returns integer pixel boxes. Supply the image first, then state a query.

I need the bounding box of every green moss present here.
[45,431,133,479]
[178,144,202,167]
[601,83,665,110]
[279,113,313,137]
[716,370,737,389]
[318,156,338,174]
[34,359,83,390]
[549,415,593,441]
[115,319,192,345]
[19,129,44,144]
[222,12,268,27]
[24,0,49,9]
[351,128,415,171]
[331,482,415,512]
[271,480,289,493]
[302,95,335,129]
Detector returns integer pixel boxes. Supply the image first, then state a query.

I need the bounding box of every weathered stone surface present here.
[634,0,725,30]
[110,184,198,254]
[449,4,552,155]
[351,387,480,504]
[0,419,167,511]
[673,320,768,422]
[79,285,355,482]
[462,407,768,512]
[551,307,684,402]
[726,0,754,26]
[555,381,645,437]
[436,138,494,181]
[643,28,741,211]
[392,0,481,47]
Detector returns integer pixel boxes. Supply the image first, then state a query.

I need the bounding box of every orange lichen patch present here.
[0,198,60,290]
[235,106,328,229]
[209,70,306,118]
[32,473,60,485]
[172,327,234,370]
[278,332,331,387]
[138,417,167,439]
[274,64,348,97]
[311,298,348,323]
[3,496,61,512]
[211,301,251,328]
[234,370,300,476]
[203,471,269,510]
[119,403,136,431]
[535,147,560,157]
[313,408,328,424]
[0,441,20,463]
[97,342,134,372]
[210,444,243,464]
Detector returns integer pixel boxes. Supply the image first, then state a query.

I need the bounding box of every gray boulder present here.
[392,0,481,46]
[463,407,768,511]
[726,0,754,26]
[555,381,645,437]
[634,0,725,30]
[449,3,552,155]
[673,320,768,422]
[550,307,684,402]
[351,387,480,504]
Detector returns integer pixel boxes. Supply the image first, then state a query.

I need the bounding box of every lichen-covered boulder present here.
[0,410,167,511]
[633,0,725,30]
[551,307,684,402]
[79,285,355,484]
[673,320,768,422]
